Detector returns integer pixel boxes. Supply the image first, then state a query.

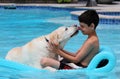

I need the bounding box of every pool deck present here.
[0,1,120,20]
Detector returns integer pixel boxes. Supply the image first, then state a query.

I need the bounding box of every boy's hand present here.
[47,41,60,54]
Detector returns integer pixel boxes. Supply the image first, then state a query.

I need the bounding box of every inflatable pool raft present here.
[0,46,116,73]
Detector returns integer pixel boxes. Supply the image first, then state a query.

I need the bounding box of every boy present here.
[40,10,99,69]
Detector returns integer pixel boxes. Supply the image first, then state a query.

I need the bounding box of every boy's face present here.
[78,22,93,35]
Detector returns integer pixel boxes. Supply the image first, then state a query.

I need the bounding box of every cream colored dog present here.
[5,25,78,69]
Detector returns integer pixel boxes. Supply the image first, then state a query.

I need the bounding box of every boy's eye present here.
[65,28,68,31]
[80,25,84,28]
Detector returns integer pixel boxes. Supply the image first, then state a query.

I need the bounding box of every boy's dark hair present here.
[78,10,99,29]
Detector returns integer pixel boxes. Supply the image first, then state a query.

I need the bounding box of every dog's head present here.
[48,25,79,49]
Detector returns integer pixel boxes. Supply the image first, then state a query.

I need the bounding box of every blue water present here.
[0,7,120,79]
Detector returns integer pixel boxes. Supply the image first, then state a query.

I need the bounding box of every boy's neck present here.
[88,31,97,38]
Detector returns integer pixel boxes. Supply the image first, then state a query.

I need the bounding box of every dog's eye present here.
[65,28,68,31]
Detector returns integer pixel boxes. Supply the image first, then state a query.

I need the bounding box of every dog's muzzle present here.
[71,30,79,37]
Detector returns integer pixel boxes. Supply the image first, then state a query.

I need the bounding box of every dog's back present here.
[6,47,22,62]
[5,35,57,69]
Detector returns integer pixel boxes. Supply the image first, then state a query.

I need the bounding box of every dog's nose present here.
[78,26,81,30]
[73,24,78,27]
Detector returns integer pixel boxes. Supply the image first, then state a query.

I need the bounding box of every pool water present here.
[0,7,120,79]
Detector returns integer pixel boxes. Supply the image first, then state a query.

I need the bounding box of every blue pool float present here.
[86,45,116,72]
[0,46,116,73]
[58,45,116,73]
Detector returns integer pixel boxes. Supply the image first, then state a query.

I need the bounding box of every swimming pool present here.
[0,6,120,79]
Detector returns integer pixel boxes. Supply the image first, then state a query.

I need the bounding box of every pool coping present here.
[71,10,120,20]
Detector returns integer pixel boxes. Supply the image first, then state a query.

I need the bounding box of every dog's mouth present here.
[71,30,79,37]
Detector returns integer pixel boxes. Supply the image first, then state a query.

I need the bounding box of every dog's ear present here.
[49,32,60,44]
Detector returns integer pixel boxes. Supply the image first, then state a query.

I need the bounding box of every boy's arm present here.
[60,49,76,56]
[56,40,94,63]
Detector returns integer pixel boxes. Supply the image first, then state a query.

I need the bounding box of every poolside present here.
[0,1,120,21]
[0,1,120,79]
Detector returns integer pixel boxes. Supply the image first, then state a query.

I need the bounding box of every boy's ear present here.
[90,23,95,29]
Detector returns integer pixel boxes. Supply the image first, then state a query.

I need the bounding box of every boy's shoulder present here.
[87,36,98,45]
